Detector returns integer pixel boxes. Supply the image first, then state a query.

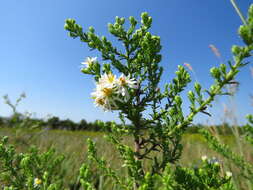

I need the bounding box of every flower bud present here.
[231,45,241,55]
[64,19,75,30]
[115,16,120,23]
[238,25,252,45]
[209,85,216,94]
[108,23,115,34]
[220,64,226,74]
[89,26,95,33]
[194,82,201,94]
[141,12,149,22]
[64,23,70,30]
[88,42,95,48]
[101,36,107,43]
[129,16,137,26]
[210,67,221,79]
[249,4,253,18]
[120,18,125,25]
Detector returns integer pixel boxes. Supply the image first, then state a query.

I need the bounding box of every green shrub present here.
[0,137,65,190]
[0,1,252,190]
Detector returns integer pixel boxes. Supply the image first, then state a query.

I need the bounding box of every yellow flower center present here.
[35,178,42,185]
[119,77,126,86]
[107,73,115,83]
[102,87,113,97]
[96,98,105,105]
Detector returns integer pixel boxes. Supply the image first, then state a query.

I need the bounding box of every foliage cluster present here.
[0,136,65,190]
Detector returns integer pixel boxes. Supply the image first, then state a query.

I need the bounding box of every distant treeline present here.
[0,113,122,132]
[0,113,243,134]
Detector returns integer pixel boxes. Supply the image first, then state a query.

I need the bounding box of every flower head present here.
[94,96,105,107]
[91,83,114,99]
[34,178,42,187]
[116,74,138,97]
[91,72,137,111]
[117,74,138,89]
[81,57,97,68]
[201,155,208,161]
[98,72,116,87]
[225,171,232,178]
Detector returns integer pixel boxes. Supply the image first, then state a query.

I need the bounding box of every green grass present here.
[0,127,252,189]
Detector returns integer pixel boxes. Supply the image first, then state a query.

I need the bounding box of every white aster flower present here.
[98,72,117,87]
[90,72,138,111]
[34,178,42,187]
[92,83,115,99]
[225,171,232,178]
[116,74,138,99]
[91,84,117,111]
[93,96,106,107]
[201,155,208,161]
[117,74,138,89]
[81,57,97,68]
[92,95,118,111]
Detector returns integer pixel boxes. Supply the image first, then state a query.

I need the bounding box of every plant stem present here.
[134,137,140,158]
[230,0,247,25]
[134,136,140,190]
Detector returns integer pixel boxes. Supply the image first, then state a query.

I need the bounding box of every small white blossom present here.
[92,90,117,111]
[116,74,138,99]
[117,74,138,89]
[34,178,42,187]
[93,96,106,107]
[226,171,232,178]
[81,57,97,68]
[91,72,138,111]
[98,72,117,87]
[201,155,208,161]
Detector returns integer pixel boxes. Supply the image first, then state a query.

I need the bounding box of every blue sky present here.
[0,0,252,125]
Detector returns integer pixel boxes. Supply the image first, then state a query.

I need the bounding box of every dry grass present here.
[1,127,252,189]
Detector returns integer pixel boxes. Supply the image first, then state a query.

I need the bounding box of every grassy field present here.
[0,127,252,189]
